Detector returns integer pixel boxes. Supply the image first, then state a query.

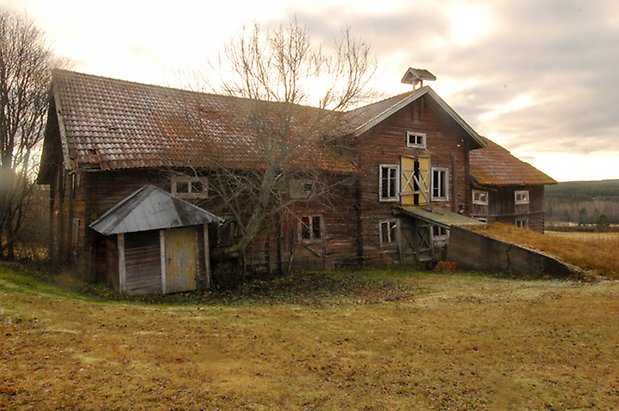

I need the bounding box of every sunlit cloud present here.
[479,92,535,122]
[448,2,495,46]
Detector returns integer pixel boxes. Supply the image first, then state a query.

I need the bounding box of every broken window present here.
[299,215,323,241]
[379,165,399,201]
[379,220,398,245]
[431,168,449,201]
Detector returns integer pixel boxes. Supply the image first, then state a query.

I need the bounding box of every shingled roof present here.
[45,70,358,175]
[42,70,485,180]
[470,137,556,186]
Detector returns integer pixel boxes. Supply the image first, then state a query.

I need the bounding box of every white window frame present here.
[172,176,208,199]
[515,217,529,228]
[298,215,324,242]
[472,190,489,206]
[514,190,529,205]
[406,131,426,149]
[477,217,488,224]
[379,219,399,246]
[379,164,400,202]
[431,167,449,201]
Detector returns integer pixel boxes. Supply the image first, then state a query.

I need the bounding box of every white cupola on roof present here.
[401,67,436,90]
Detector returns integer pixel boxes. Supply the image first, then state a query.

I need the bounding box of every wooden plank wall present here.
[123,230,162,295]
[355,95,471,264]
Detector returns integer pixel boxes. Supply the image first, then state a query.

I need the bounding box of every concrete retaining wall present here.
[446,226,580,278]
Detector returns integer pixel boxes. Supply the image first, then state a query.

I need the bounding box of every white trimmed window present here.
[472,190,488,205]
[515,190,529,205]
[379,165,400,201]
[406,131,426,149]
[431,168,449,201]
[299,215,323,242]
[172,176,208,199]
[379,219,398,246]
[515,217,529,228]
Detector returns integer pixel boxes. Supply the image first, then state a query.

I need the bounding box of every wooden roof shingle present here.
[470,137,556,186]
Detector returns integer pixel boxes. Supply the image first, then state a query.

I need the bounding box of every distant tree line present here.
[545,180,619,226]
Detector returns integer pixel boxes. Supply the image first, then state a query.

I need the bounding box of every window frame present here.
[379,219,399,246]
[472,189,489,206]
[431,167,449,201]
[514,190,530,205]
[379,164,400,202]
[298,214,324,242]
[171,176,209,199]
[406,131,427,149]
[515,217,529,228]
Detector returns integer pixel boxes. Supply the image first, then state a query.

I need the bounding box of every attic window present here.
[515,190,529,205]
[172,176,208,199]
[406,131,426,149]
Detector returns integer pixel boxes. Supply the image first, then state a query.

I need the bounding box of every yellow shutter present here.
[400,156,416,205]
[417,157,430,206]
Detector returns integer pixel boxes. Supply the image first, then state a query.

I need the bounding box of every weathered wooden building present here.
[89,185,223,294]
[469,137,556,231]
[38,68,555,293]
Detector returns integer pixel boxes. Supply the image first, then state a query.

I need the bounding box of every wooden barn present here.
[89,185,223,294]
[37,67,557,292]
[469,137,557,231]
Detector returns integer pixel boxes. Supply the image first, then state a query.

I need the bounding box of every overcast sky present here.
[5,0,619,181]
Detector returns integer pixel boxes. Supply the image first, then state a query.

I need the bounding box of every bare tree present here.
[0,11,54,259]
[184,19,376,281]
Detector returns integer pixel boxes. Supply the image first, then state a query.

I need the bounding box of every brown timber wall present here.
[355,95,472,264]
[124,231,162,295]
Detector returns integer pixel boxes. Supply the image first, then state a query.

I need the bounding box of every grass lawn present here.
[1,263,618,409]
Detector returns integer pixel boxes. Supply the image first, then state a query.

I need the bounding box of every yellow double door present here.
[400,156,430,206]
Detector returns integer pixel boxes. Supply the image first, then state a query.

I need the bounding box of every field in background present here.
[546,231,619,241]
[1,264,618,409]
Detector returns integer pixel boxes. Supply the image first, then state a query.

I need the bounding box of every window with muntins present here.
[406,131,426,149]
[172,176,208,199]
[515,190,529,205]
[431,168,449,201]
[379,220,398,245]
[379,165,399,201]
[299,215,323,241]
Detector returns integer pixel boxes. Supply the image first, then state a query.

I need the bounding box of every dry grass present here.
[471,223,619,279]
[1,264,618,409]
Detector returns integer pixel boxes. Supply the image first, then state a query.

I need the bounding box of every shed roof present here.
[90,185,224,235]
[398,206,485,228]
[470,137,556,186]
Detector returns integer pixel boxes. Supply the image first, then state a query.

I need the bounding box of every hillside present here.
[545,179,619,224]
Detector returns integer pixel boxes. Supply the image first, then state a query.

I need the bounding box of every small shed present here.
[90,185,224,295]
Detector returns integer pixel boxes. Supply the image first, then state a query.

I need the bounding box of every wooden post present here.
[117,233,126,294]
[160,230,166,294]
[203,224,211,289]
